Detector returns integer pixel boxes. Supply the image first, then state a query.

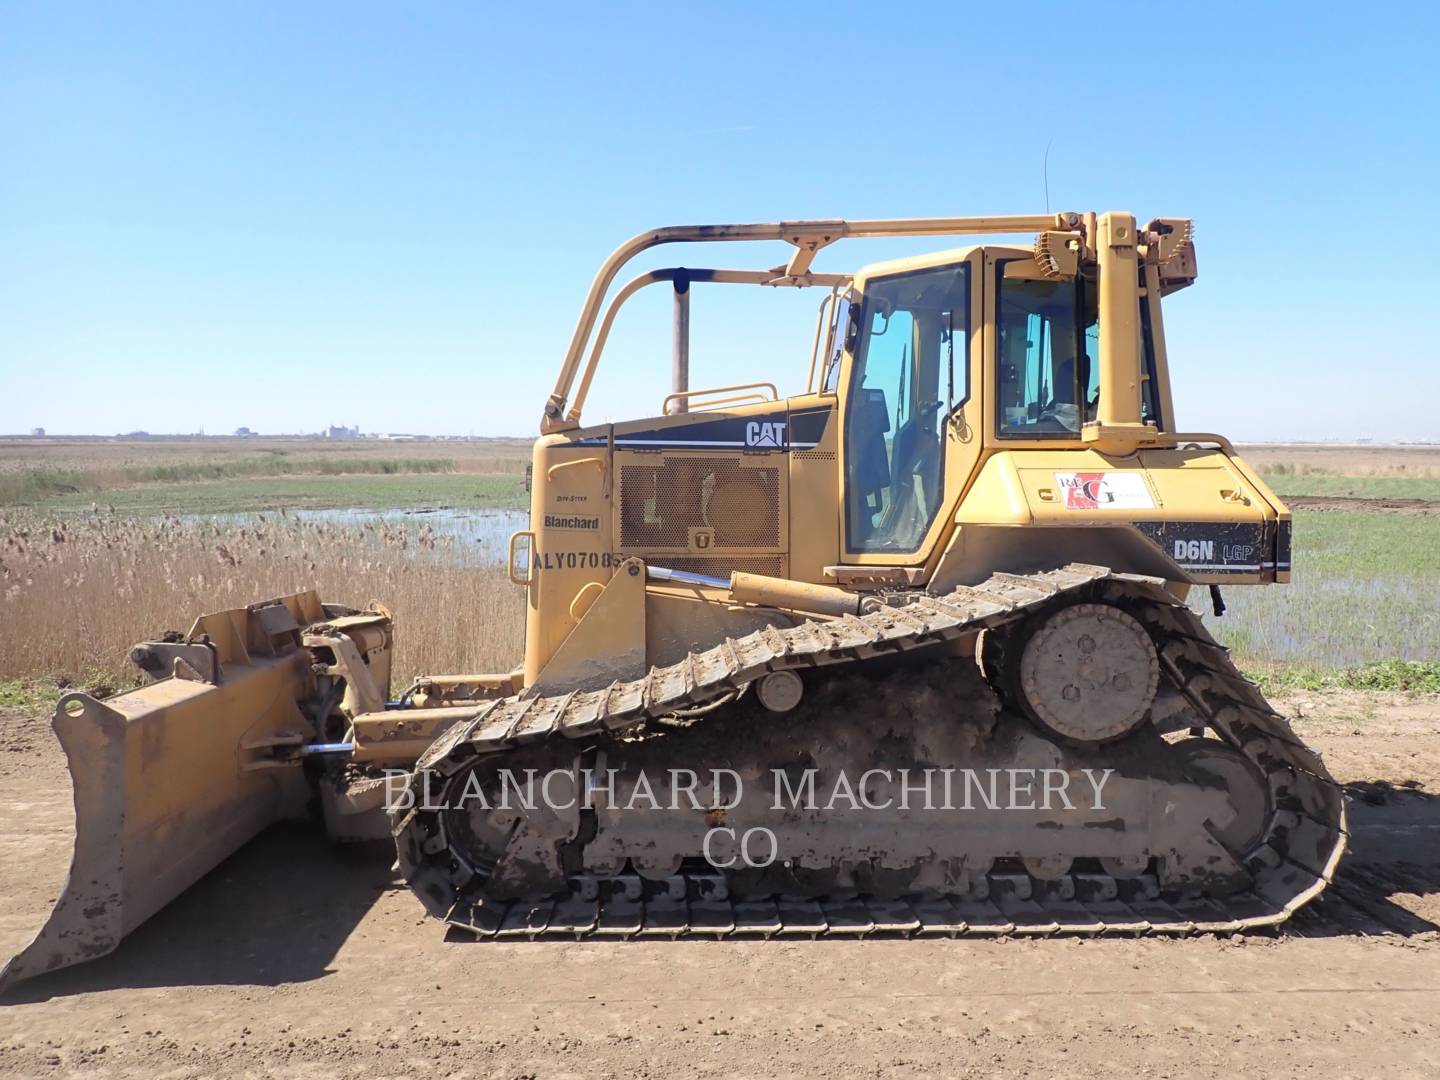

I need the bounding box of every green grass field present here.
[1263,472,1440,500]
[34,472,525,513]
[0,437,531,513]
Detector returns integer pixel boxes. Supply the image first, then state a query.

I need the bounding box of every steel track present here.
[392,564,1347,939]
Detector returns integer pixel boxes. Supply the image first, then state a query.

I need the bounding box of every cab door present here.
[837,249,985,567]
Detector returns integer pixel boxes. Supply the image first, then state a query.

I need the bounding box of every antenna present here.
[1043,138,1053,214]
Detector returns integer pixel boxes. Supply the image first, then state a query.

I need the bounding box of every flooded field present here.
[1205,509,1439,677]
[176,506,531,566]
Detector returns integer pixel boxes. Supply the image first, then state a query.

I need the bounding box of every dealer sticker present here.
[1055,471,1155,510]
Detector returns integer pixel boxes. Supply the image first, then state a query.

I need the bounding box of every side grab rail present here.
[662,382,779,415]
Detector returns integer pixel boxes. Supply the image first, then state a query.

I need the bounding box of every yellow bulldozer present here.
[1,211,1345,986]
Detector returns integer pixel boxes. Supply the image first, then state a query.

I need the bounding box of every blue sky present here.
[2,2,1437,441]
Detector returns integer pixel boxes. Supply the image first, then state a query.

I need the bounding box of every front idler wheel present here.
[1016,603,1160,744]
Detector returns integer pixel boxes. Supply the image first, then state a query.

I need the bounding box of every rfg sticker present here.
[1055,472,1156,510]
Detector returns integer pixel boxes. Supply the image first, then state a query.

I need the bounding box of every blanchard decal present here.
[567,407,831,452]
[1134,521,1282,574]
[1056,471,1155,510]
[543,513,601,531]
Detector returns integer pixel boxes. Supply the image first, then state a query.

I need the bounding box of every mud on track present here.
[1,692,1439,1079]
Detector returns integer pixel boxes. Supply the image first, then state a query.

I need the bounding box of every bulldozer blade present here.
[1,590,391,990]
[0,669,311,989]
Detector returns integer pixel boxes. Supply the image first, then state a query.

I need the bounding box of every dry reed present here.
[0,510,525,690]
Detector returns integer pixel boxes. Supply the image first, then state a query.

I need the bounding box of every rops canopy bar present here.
[567,267,852,426]
[542,213,1078,432]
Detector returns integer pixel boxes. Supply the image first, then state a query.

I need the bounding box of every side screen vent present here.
[617,453,784,558]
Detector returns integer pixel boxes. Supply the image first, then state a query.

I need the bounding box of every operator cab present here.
[832,246,1172,563]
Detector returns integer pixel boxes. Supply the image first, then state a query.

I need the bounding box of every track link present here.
[392,564,1347,939]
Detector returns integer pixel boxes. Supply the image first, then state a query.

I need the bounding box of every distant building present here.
[234,426,256,437]
[325,424,359,439]
[30,427,44,437]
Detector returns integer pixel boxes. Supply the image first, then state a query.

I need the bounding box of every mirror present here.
[869,297,895,336]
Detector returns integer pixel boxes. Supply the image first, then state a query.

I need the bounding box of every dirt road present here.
[1283,495,1440,515]
[2,692,1439,1078]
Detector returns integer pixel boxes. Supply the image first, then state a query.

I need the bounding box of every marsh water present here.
[176,506,530,566]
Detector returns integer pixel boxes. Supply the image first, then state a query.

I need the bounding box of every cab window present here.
[844,264,969,553]
[1082,276,1164,427]
[998,266,1163,435]
[996,272,1090,436]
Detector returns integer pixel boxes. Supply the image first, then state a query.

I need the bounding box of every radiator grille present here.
[619,456,781,549]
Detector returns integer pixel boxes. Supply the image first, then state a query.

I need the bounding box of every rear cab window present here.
[995,264,1162,437]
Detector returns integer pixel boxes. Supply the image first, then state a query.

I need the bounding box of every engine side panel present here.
[942,446,1289,585]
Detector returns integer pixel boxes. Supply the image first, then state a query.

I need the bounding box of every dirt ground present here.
[1284,495,1440,515]
[1,692,1439,1079]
